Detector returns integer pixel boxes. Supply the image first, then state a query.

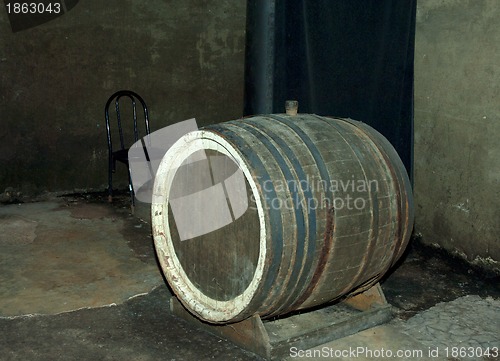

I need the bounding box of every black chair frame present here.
[105,90,150,210]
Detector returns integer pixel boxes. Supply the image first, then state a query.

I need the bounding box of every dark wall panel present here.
[245,0,416,177]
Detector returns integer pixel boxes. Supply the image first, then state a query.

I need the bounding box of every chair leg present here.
[108,157,113,203]
[128,170,135,214]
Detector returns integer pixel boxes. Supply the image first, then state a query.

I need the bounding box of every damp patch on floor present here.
[0,200,163,317]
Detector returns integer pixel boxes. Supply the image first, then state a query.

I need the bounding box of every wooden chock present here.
[343,283,388,311]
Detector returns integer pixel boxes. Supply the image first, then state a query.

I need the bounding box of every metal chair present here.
[105,90,150,211]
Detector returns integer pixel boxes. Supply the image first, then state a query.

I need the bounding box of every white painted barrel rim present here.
[151,130,267,323]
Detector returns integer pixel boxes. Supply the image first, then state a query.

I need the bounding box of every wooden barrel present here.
[152,114,413,324]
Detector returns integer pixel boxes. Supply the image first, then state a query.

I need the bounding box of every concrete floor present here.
[0,192,498,360]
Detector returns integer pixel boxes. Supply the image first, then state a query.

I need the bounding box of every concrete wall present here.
[414,0,499,269]
[0,0,246,195]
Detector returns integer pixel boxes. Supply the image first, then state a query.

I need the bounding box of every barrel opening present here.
[168,149,261,301]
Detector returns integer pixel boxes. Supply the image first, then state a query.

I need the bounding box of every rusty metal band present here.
[241,118,317,316]
[265,114,336,310]
[207,122,285,315]
[312,115,383,294]
[339,118,410,269]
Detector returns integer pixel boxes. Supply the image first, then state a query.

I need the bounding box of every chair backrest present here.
[105,90,150,152]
